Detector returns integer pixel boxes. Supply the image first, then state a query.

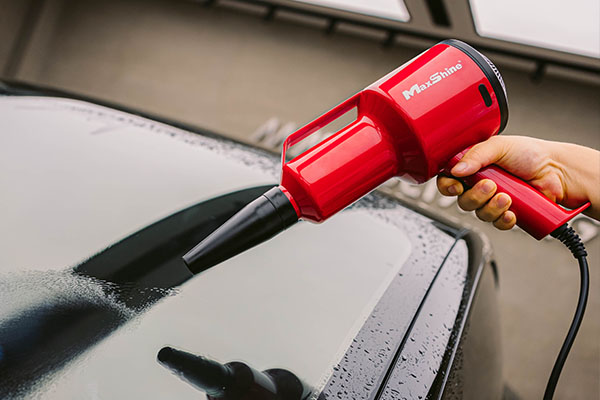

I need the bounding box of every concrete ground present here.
[2,1,599,398]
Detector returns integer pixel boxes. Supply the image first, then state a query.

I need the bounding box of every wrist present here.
[551,142,600,219]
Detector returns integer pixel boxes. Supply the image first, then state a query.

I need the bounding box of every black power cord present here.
[543,223,589,399]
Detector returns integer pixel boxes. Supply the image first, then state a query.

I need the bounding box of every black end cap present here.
[441,39,509,133]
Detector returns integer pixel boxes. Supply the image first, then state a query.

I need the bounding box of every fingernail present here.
[452,161,469,174]
[448,185,458,195]
[482,180,495,193]
[503,213,513,223]
[496,194,509,208]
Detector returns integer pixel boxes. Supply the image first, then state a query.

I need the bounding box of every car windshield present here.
[0,95,459,399]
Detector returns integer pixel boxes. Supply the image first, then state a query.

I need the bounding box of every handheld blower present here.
[182,40,589,399]
[183,39,589,268]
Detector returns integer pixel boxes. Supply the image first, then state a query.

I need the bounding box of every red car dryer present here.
[183,39,589,273]
[183,40,591,400]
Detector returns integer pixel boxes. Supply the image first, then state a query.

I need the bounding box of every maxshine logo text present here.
[402,62,463,100]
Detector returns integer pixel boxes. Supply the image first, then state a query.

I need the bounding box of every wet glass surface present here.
[0,186,269,398]
[0,96,470,399]
[0,270,136,397]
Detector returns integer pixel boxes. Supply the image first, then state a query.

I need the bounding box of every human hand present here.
[437,136,600,230]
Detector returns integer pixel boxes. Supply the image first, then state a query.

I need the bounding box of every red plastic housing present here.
[279,41,588,239]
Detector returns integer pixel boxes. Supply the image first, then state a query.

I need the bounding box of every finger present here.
[475,193,512,222]
[437,176,464,196]
[493,210,516,230]
[451,136,508,177]
[457,179,497,211]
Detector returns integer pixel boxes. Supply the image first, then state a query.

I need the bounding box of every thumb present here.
[451,136,508,177]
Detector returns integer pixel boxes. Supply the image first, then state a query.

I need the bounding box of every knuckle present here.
[437,177,453,191]
[493,212,516,230]
[459,187,489,211]
[493,219,510,230]
[441,176,458,185]
[467,145,485,160]
[474,208,487,221]
[475,206,496,222]
[457,193,477,211]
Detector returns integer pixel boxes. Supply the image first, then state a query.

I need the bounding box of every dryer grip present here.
[445,150,589,240]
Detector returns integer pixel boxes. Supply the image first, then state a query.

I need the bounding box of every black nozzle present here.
[157,347,235,397]
[156,346,312,400]
[183,186,298,274]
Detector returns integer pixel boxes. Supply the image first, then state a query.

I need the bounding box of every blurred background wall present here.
[1,0,598,398]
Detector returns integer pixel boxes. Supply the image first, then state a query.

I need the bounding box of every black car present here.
[0,82,503,399]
